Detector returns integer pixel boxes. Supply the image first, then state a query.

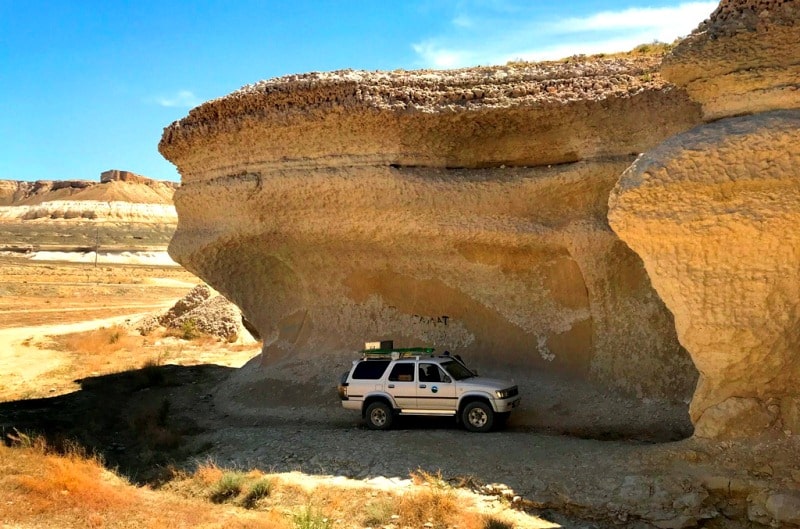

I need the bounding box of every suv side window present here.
[352,360,391,380]
[388,362,415,382]
[419,363,446,383]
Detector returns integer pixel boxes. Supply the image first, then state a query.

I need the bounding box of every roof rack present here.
[361,347,436,358]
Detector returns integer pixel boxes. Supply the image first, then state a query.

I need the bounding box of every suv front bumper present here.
[495,397,521,413]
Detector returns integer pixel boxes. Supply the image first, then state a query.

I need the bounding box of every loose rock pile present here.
[137,284,251,342]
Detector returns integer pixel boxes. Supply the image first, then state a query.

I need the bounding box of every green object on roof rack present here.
[361,347,435,355]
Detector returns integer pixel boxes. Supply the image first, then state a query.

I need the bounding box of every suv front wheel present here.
[365,401,393,430]
[462,401,494,432]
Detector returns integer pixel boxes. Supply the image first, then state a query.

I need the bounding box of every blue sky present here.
[0,1,716,183]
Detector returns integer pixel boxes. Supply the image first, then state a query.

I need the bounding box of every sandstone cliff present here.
[160,57,702,403]
[661,0,799,120]
[610,0,800,438]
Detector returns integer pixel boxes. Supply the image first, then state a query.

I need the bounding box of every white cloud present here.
[413,41,476,69]
[153,90,202,108]
[556,2,717,41]
[412,1,717,68]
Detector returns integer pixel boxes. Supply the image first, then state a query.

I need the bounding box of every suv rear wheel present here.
[365,401,393,430]
[462,401,494,432]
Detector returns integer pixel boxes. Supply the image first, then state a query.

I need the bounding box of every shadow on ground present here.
[0,364,232,483]
[1,362,692,486]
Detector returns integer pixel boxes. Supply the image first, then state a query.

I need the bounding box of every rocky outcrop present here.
[160,57,702,402]
[100,169,174,187]
[609,111,800,438]
[0,180,92,206]
[661,0,799,120]
[610,1,800,438]
[137,284,254,342]
[0,171,178,223]
[0,171,177,207]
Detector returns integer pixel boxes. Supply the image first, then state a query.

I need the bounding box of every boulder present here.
[609,110,800,437]
[160,58,702,401]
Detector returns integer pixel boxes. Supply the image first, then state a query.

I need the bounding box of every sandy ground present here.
[0,314,152,400]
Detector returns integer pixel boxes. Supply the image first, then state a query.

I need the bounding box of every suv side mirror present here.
[442,375,452,383]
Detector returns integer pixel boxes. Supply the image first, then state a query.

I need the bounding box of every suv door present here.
[417,362,458,411]
[386,361,417,409]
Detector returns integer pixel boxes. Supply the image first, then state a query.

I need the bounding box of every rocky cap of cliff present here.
[161,56,701,181]
[100,169,178,188]
[662,0,799,119]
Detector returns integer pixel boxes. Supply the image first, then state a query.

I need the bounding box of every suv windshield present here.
[441,360,475,380]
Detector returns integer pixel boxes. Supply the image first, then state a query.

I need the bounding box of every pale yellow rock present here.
[160,59,702,400]
[662,0,800,120]
[609,110,800,437]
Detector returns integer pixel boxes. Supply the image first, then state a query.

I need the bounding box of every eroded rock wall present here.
[161,58,702,402]
[610,1,800,438]
[661,0,799,120]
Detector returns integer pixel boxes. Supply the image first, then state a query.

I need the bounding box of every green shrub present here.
[293,505,330,529]
[241,477,272,508]
[210,472,246,503]
[180,319,199,340]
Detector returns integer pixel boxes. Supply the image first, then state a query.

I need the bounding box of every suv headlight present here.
[495,387,518,399]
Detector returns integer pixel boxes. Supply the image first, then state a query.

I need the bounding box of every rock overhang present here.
[159,55,702,404]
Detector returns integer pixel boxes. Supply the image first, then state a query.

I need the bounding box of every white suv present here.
[337,347,520,432]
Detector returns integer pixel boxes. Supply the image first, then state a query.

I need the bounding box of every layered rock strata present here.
[0,171,177,223]
[662,0,799,120]
[0,171,177,206]
[610,1,800,437]
[161,57,702,401]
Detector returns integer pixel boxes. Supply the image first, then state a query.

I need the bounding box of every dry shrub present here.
[363,498,394,526]
[194,461,225,486]
[483,517,515,529]
[395,487,460,529]
[2,443,286,529]
[398,469,484,529]
[14,446,132,514]
[53,324,141,373]
[131,398,181,449]
[137,356,168,387]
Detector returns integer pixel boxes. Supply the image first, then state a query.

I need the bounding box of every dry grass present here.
[51,324,142,372]
[2,440,543,529]
[0,441,285,529]
[10,322,258,401]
